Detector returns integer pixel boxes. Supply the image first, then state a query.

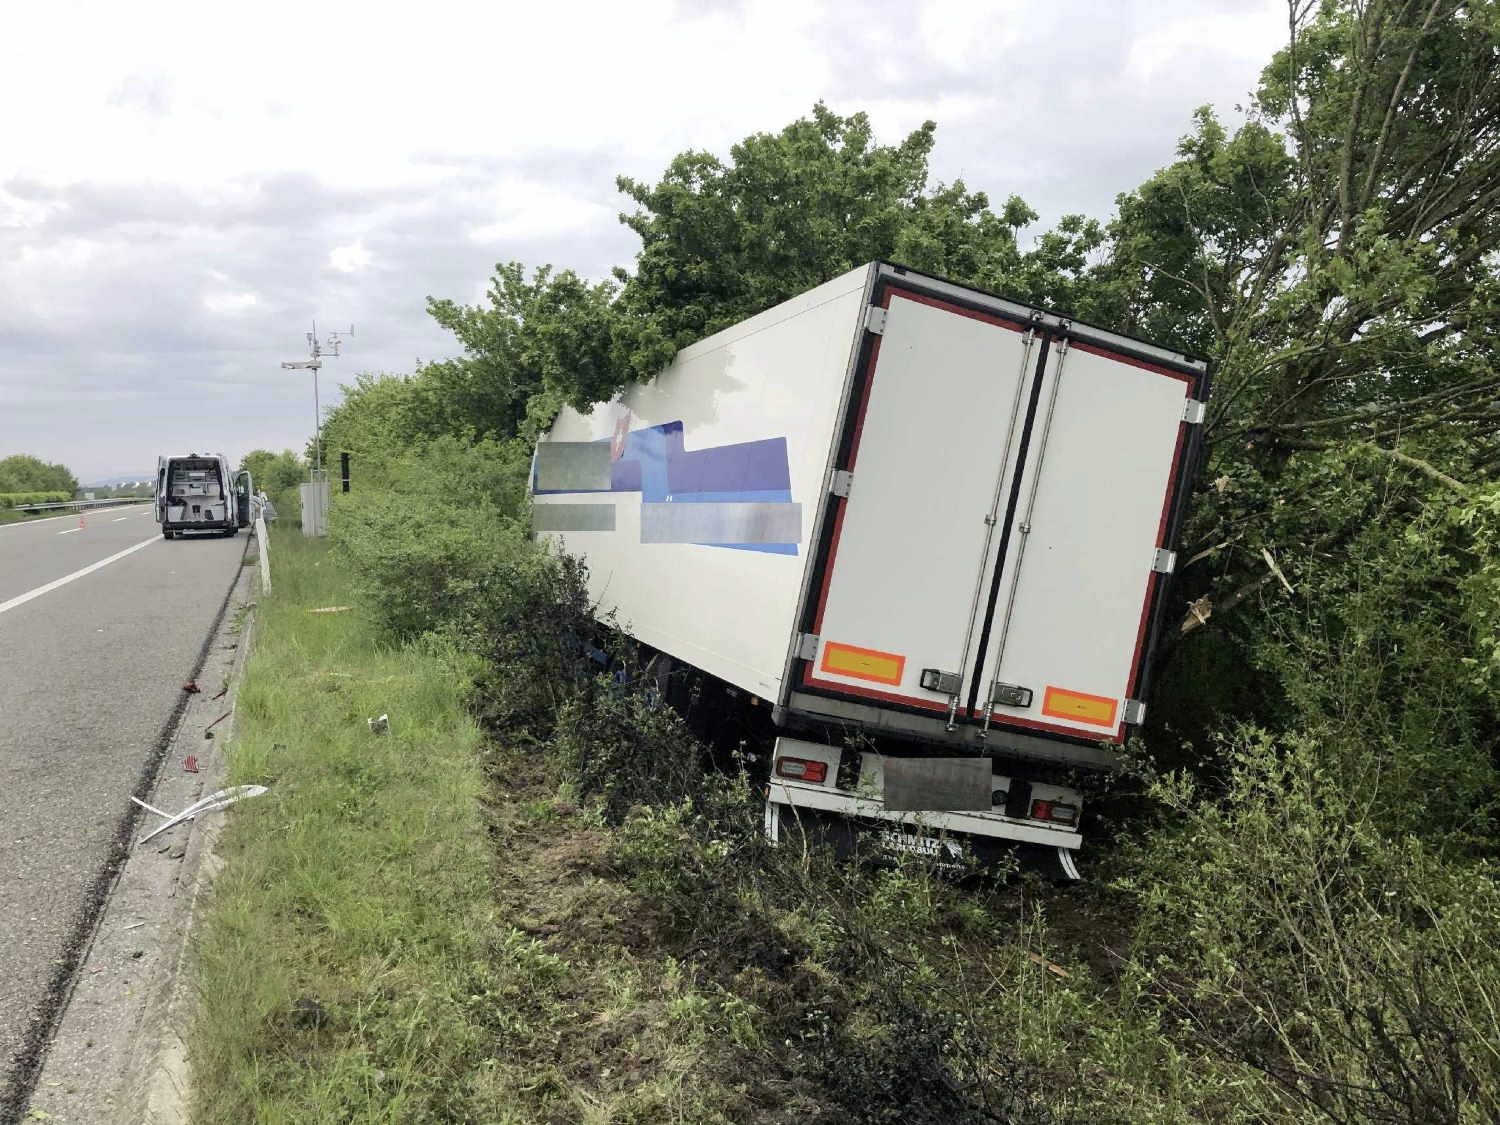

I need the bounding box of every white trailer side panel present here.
[533,266,871,698]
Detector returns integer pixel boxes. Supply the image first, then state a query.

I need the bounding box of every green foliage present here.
[0,490,71,509]
[240,448,305,524]
[1461,485,1500,689]
[615,103,1032,348]
[330,436,532,641]
[425,262,634,429]
[1119,731,1500,1123]
[240,449,304,494]
[0,454,77,496]
[550,682,709,824]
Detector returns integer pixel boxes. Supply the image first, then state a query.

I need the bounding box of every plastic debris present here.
[308,606,354,614]
[131,784,269,845]
[368,713,389,735]
[182,681,200,694]
[184,755,199,773]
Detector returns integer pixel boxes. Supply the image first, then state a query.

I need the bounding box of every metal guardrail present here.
[10,498,152,514]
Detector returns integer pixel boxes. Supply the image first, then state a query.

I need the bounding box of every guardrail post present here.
[255,515,271,593]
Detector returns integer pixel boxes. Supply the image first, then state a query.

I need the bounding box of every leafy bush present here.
[551,681,714,824]
[331,433,602,731]
[1119,731,1500,1123]
[0,454,77,495]
[330,436,531,638]
[0,490,72,508]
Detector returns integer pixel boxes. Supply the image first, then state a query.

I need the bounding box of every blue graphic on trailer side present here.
[534,420,799,555]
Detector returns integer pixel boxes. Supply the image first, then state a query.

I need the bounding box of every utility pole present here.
[280,322,352,474]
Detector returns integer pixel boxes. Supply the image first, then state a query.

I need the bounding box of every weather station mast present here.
[280,321,352,474]
[281,322,351,536]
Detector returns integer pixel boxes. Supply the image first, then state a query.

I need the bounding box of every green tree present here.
[0,454,79,495]
[240,449,304,494]
[1097,2,1500,765]
[612,103,1034,349]
[397,103,1106,443]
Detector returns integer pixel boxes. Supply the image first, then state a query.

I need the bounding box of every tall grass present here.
[191,534,512,1122]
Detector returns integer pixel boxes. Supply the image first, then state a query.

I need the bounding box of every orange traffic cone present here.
[79,512,86,530]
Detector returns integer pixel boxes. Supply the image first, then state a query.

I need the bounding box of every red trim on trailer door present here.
[985,710,1126,743]
[1123,416,1191,705]
[882,289,1033,335]
[1070,339,1196,386]
[800,675,953,712]
[796,679,1129,742]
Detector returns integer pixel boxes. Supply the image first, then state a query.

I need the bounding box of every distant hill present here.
[82,473,155,488]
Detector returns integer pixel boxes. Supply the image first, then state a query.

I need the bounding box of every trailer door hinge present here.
[1182,399,1206,425]
[1152,548,1177,574]
[1122,699,1147,725]
[830,470,853,498]
[864,306,887,336]
[795,634,820,662]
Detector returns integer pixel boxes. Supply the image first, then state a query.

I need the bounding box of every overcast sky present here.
[0,0,1285,483]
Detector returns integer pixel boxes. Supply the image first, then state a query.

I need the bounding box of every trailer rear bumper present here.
[765,793,1080,879]
[767,777,1080,850]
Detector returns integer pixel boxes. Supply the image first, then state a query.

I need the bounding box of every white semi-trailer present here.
[532,262,1208,877]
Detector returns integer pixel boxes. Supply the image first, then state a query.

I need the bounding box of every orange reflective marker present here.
[820,641,906,686]
[1041,686,1118,728]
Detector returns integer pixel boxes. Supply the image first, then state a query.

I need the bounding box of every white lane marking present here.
[114,517,130,522]
[0,535,160,617]
[0,504,150,531]
[58,527,83,535]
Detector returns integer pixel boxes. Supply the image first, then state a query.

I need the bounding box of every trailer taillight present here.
[1030,799,1078,826]
[776,757,828,784]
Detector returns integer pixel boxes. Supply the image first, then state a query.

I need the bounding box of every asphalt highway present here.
[0,505,246,1113]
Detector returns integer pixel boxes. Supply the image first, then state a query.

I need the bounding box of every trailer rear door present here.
[798,275,1203,747]
[800,287,1039,718]
[974,337,1197,743]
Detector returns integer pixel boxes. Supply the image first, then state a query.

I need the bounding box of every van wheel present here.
[162,530,174,539]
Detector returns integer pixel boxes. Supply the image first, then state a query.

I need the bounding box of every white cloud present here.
[467,182,615,246]
[919,0,1027,71]
[327,241,372,274]
[1126,1,1286,86]
[203,291,260,313]
[0,0,1287,478]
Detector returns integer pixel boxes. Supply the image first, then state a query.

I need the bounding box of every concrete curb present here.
[25,554,263,1124]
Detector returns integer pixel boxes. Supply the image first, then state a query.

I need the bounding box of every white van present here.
[156,454,251,539]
